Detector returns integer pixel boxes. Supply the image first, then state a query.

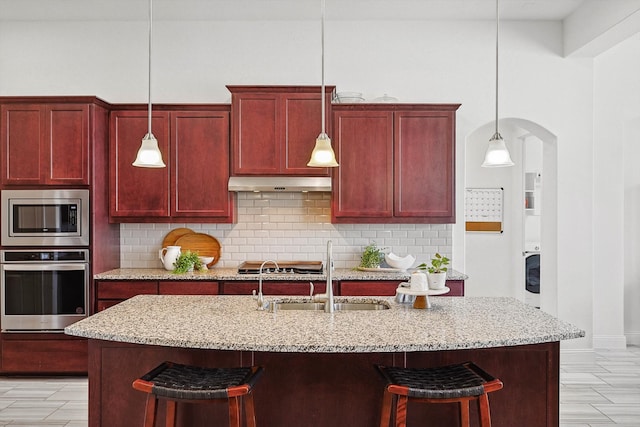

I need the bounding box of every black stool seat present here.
[378,362,492,399]
[133,362,263,427]
[138,362,262,400]
[377,362,503,427]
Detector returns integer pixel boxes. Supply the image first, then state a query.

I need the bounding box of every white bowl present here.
[384,253,416,270]
[198,256,215,266]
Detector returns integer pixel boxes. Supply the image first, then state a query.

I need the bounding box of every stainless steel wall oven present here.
[0,249,89,332]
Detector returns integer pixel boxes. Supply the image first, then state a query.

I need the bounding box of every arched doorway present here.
[458,118,558,315]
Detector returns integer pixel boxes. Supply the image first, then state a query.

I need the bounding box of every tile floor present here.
[560,345,640,426]
[0,346,636,426]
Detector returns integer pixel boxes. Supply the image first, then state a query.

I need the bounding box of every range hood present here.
[228,176,332,192]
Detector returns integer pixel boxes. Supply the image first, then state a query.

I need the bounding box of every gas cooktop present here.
[237,261,324,274]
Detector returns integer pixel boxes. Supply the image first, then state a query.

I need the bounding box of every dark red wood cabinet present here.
[95,280,220,312]
[332,104,459,223]
[340,279,464,296]
[221,281,327,296]
[227,86,334,177]
[1,102,91,186]
[109,107,234,223]
[0,333,88,374]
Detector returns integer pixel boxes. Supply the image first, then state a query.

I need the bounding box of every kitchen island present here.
[66,295,583,427]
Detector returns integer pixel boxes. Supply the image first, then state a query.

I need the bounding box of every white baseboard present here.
[593,334,628,349]
[626,331,640,346]
[560,348,596,363]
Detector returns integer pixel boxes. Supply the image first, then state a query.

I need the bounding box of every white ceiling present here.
[0,0,588,22]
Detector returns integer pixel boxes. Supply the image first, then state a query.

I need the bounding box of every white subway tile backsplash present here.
[120,192,452,269]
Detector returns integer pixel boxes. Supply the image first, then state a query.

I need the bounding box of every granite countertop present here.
[94,267,468,281]
[65,295,584,353]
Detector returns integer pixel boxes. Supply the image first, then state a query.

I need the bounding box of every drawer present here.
[96,281,158,299]
[158,281,219,295]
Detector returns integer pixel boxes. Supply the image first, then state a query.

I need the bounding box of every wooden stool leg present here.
[459,400,470,427]
[379,389,394,427]
[143,394,158,427]
[229,396,242,427]
[244,392,257,427]
[165,400,177,427]
[478,393,492,427]
[394,395,408,427]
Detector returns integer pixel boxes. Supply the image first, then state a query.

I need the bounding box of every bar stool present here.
[377,362,503,427]
[132,361,263,427]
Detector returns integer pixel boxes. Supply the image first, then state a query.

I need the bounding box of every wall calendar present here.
[464,188,503,232]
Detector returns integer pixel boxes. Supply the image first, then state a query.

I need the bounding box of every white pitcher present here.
[159,246,181,271]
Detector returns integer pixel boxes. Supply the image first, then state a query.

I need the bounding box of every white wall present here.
[594,34,640,346]
[0,18,596,349]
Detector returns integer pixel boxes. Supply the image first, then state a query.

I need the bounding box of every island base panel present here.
[88,340,558,427]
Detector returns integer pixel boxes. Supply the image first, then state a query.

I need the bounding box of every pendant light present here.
[133,0,166,168]
[307,0,339,168]
[482,0,514,168]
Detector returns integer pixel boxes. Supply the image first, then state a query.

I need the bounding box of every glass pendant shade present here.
[307,0,338,168]
[307,133,339,167]
[482,0,514,168]
[133,0,166,168]
[482,132,514,167]
[132,133,166,168]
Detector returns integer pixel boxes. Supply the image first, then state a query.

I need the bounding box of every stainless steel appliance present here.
[524,251,540,308]
[1,189,89,247]
[237,261,323,274]
[0,249,89,331]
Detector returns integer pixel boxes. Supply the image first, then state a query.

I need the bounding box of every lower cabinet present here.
[339,280,401,296]
[159,281,220,295]
[220,281,327,296]
[340,280,465,296]
[95,280,219,311]
[0,333,88,374]
[95,280,159,312]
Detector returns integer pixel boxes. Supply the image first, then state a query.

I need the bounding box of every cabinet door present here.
[230,88,331,176]
[1,103,90,186]
[171,111,233,220]
[231,94,279,175]
[45,104,90,185]
[110,110,170,218]
[332,110,393,221]
[394,111,455,222]
[281,93,330,176]
[1,104,43,185]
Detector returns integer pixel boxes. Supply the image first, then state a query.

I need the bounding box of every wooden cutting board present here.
[162,228,195,248]
[174,233,222,267]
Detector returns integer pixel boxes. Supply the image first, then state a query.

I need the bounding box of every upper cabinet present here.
[109,107,235,223]
[332,104,460,224]
[227,86,334,177]
[1,101,92,186]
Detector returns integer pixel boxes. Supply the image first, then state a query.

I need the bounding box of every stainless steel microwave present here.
[1,189,89,247]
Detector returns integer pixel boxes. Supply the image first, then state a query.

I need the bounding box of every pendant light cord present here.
[147,0,153,136]
[494,0,499,136]
[320,0,326,136]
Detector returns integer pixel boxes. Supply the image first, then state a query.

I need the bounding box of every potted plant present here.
[417,253,450,290]
[172,250,203,273]
[359,243,385,269]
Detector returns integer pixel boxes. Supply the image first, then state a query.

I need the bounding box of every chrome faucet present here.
[313,240,335,313]
[253,260,279,310]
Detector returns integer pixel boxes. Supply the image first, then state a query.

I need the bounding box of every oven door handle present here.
[1,263,87,271]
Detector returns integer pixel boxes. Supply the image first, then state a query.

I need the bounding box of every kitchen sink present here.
[269,300,390,312]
